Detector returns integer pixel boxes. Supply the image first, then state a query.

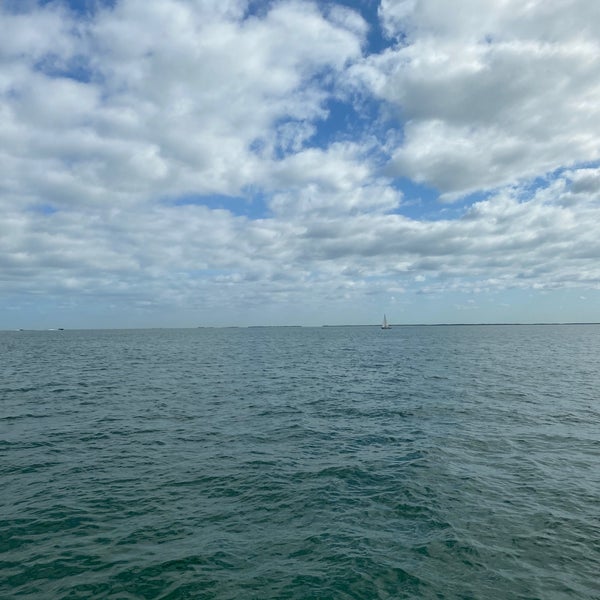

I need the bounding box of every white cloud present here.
[0,0,367,211]
[0,4,75,64]
[83,0,365,198]
[1,1,600,327]
[267,142,402,216]
[3,171,600,327]
[358,0,600,199]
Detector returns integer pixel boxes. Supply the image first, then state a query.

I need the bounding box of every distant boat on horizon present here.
[381,314,391,329]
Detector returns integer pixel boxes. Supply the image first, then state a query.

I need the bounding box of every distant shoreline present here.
[5,322,600,332]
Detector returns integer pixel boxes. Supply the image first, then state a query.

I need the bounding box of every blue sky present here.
[1,0,599,328]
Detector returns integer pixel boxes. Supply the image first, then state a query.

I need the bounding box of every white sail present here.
[381,314,391,329]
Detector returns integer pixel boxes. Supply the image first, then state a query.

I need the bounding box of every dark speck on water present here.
[1,325,599,599]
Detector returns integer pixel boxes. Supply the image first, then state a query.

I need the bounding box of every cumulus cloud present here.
[1,0,366,211]
[358,0,600,199]
[3,167,598,312]
[1,0,599,327]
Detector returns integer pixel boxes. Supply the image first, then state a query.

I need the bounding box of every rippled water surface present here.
[2,325,600,599]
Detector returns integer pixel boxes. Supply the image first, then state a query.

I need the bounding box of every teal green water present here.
[2,325,599,599]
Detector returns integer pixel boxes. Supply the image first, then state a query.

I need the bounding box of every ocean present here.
[2,325,599,599]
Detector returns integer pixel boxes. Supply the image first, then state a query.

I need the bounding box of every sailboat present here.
[381,314,391,329]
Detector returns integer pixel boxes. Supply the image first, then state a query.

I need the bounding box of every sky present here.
[1,0,600,328]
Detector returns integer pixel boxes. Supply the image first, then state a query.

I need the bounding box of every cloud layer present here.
[1,0,599,327]
[361,0,600,199]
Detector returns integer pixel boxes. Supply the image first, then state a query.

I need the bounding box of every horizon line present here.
[5,321,600,332]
